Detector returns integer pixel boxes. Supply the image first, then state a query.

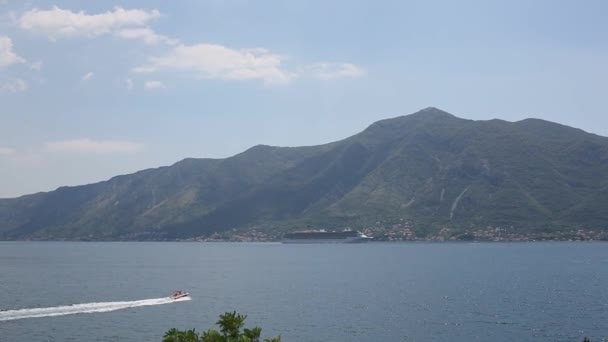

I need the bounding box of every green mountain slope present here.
[2,107,608,240]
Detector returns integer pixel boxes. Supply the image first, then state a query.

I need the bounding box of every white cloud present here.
[82,72,94,81]
[29,60,43,70]
[19,6,161,41]
[132,43,366,85]
[115,27,177,45]
[304,63,367,80]
[133,43,295,85]
[0,35,26,68]
[0,78,28,93]
[144,80,165,89]
[44,139,144,155]
[126,78,134,89]
[0,147,16,156]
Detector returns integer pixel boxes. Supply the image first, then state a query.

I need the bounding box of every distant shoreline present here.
[1,239,607,243]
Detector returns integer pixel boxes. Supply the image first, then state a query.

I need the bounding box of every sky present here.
[1,0,607,198]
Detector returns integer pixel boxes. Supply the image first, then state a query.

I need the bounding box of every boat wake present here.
[0,296,190,322]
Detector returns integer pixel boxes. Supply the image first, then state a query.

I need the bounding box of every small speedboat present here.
[170,290,190,300]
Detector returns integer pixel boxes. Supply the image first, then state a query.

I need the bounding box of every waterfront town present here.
[189,221,608,242]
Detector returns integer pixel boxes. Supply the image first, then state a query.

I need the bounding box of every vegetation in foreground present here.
[163,311,280,342]
[163,311,596,342]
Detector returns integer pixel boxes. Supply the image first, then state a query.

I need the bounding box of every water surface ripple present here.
[0,242,606,341]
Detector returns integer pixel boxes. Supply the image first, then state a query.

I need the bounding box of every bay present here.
[0,242,607,341]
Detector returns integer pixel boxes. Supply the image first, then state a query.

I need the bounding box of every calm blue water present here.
[0,242,607,341]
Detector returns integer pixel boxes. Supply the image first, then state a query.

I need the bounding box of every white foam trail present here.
[0,296,190,322]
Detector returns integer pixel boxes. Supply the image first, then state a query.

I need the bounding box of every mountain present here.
[2,107,608,240]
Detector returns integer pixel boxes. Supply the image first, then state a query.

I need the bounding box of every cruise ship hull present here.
[282,236,372,244]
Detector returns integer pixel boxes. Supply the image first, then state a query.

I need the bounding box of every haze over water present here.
[1,242,606,341]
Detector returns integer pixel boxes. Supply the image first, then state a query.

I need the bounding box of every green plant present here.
[163,311,280,342]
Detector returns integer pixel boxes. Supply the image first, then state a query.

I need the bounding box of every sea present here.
[0,242,607,341]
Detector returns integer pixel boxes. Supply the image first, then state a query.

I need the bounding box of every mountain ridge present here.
[2,107,608,240]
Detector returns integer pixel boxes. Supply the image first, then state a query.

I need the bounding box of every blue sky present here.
[1,0,607,198]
